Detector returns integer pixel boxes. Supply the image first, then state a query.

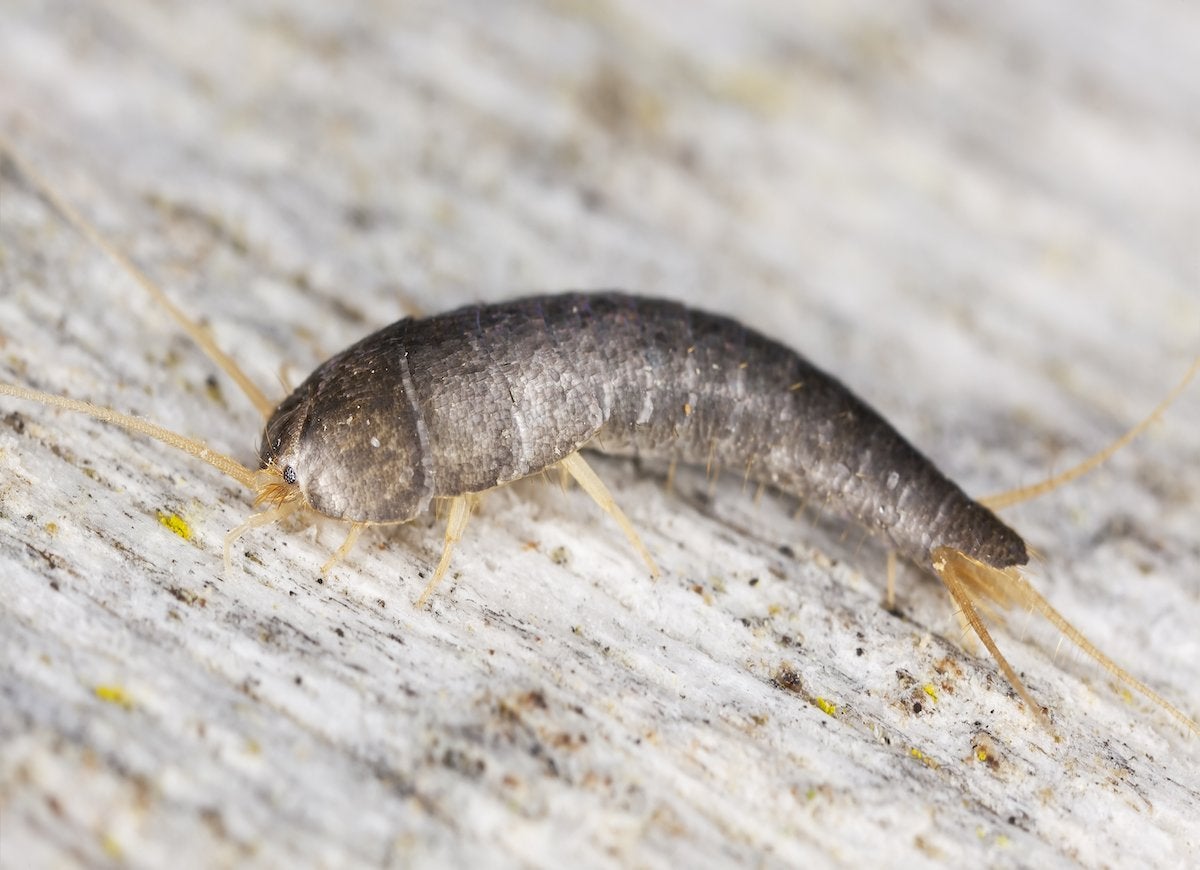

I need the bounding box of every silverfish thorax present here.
[259,293,1028,570]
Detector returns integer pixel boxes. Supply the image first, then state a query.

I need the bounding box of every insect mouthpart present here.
[253,464,304,509]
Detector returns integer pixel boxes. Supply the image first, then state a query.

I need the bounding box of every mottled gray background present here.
[2,1,1199,867]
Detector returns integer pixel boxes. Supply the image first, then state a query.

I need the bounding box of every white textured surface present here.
[2,2,1199,867]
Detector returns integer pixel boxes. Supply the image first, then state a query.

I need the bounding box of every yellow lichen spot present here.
[975,747,989,763]
[45,521,59,535]
[156,510,193,540]
[682,402,693,417]
[909,747,940,769]
[94,685,133,709]
[922,683,939,703]
[101,833,123,859]
[815,697,837,717]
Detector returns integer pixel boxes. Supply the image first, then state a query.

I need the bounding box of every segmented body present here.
[262,292,1027,570]
[4,143,1194,738]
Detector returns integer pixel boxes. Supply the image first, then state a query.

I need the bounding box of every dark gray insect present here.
[263,292,1026,571]
[2,142,1196,738]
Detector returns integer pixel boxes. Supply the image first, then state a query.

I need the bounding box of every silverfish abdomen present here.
[260,293,1027,569]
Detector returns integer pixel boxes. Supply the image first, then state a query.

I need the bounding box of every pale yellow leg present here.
[559,452,660,578]
[223,500,301,573]
[321,522,366,575]
[753,480,766,506]
[707,462,722,499]
[416,496,473,608]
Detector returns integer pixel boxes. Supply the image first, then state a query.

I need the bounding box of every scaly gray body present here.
[261,293,1027,569]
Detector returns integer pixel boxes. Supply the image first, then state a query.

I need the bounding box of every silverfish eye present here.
[283,465,297,485]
